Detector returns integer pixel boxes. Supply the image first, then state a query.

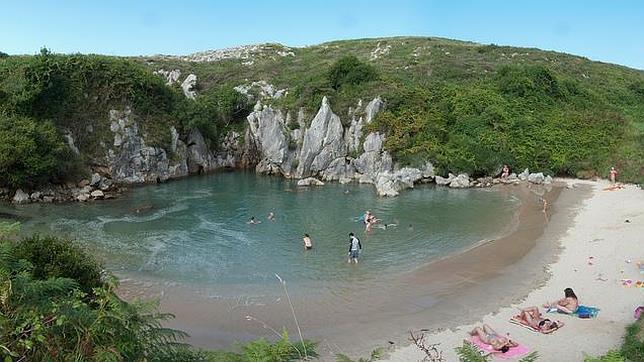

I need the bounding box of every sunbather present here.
[544,287,579,314]
[513,306,563,333]
[469,324,518,353]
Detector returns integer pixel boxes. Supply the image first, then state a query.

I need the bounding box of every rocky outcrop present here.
[181,74,197,99]
[297,177,325,186]
[449,174,471,188]
[435,173,455,186]
[527,172,545,184]
[154,69,181,85]
[12,189,29,204]
[246,102,289,175]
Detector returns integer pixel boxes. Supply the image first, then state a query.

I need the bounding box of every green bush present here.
[0,113,73,188]
[328,55,378,90]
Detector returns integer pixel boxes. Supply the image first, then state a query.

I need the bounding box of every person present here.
[469,324,518,353]
[513,306,563,333]
[365,212,381,232]
[544,287,579,314]
[542,198,549,213]
[267,212,275,221]
[303,233,313,250]
[362,211,371,224]
[609,167,618,183]
[348,232,362,263]
[247,216,261,224]
[501,164,510,178]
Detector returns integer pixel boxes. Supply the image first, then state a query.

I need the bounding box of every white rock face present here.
[247,102,289,172]
[527,172,545,184]
[449,174,471,188]
[181,74,197,99]
[375,167,424,197]
[90,173,102,187]
[12,189,30,204]
[297,97,346,177]
[297,177,325,186]
[154,69,181,85]
[518,168,530,181]
[435,173,455,186]
[353,132,393,183]
[234,81,288,101]
[90,190,104,198]
[544,175,553,184]
[173,44,295,63]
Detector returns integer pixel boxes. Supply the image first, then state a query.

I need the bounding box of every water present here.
[1,172,519,298]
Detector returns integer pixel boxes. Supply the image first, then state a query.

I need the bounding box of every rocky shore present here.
[2,76,555,205]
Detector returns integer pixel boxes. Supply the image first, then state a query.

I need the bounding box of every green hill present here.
[1,37,642,188]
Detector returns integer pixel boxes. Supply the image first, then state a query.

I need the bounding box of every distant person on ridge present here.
[348,232,362,263]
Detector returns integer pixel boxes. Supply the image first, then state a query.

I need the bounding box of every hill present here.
[1,36,642,192]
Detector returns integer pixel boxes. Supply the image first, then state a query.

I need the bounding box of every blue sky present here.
[2,0,643,69]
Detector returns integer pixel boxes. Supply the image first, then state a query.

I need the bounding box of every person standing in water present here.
[303,233,313,250]
[348,232,362,263]
[267,212,275,221]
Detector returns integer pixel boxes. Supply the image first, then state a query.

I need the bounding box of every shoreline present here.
[115,182,568,358]
[384,179,643,361]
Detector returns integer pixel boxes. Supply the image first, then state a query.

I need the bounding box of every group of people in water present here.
[470,287,579,353]
[246,209,396,263]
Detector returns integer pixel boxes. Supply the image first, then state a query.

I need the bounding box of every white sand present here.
[385,179,643,361]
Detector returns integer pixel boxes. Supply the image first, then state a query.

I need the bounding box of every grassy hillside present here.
[1,37,642,188]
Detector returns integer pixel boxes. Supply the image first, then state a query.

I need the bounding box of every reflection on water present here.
[1,172,518,297]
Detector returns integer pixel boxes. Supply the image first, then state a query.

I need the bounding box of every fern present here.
[455,341,490,362]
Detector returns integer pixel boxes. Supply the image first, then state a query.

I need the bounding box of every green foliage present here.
[519,351,540,362]
[455,342,490,361]
[0,113,74,188]
[584,350,625,362]
[0,235,201,361]
[0,52,8,59]
[621,315,644,361]
[336,347,384,362]
[202,332,317,362]
[328,55,378,90]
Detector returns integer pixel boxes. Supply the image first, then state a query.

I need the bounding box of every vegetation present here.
[1,37,643,188]
[455,342,539,361]
[586,314,644,362]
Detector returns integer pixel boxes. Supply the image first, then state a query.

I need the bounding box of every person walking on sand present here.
[303,233,313,250]
[609,166,618,183]
[348,232,362,263]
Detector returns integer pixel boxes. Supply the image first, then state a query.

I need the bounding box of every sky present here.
[1,0,643,69]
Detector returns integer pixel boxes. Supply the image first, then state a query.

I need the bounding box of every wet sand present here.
[117,182,581,359]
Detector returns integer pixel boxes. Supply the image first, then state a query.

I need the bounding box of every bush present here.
[0,113,73,188]
[11,235,103,293]
[328,55,378,90]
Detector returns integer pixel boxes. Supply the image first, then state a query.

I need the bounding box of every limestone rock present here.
[297,177,325,186]
[78,179,91,187]
[421,162,435,179]
[42,196,54,203]
[544,175,553,184]
[76,194,89,202]
[12,189,30,204]
[90,190,105,199]
[154,69,181,85]
[527,172,545,184]
[90,173,102,187]
[296,97,346,177]
[181,74,197,99]
[246,102,289,173]
[321,157,355,181]
[353,132,393,182]
[375,168,423,197]
[435,173,455,186]
[518,168,530,181]
[449,174,471,188]
[30,191,42,201]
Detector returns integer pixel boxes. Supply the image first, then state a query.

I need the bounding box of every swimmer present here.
[542,198,548,213]
[247,216,261,225]
[303,233,313,250]
[267,212,275,221]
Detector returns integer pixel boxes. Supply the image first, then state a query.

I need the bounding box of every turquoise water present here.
[1,172,519,297]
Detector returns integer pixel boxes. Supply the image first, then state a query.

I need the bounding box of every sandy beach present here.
[385,179,643,361]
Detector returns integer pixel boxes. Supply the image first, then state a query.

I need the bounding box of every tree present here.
[328,55,378,90]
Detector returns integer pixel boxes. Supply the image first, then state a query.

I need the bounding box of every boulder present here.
[518,168,530,181]
[99,178,113,191]
[449,174,471,188]
[181,74,197,99]
[544,175,553,184]
[435,173,455,186]
[12,189,30,204]
[297,177,325,186]
[42,196,55,203]
[527,172,545,184]
[76,194,89,202]
[421,162,435,179]
[78,179,91,187]
[90,190,105,199]
[90,173,102,187]
[30,191,42,201]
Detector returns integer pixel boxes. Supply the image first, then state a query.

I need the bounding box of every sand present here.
[384,179,643,362]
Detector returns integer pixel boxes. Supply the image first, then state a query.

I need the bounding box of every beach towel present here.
[547,305,600,318]
[510,316,562,334]
[467,336,530,360]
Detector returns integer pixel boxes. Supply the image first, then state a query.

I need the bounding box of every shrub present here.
[328,55,378,90]
[0,113,73,188]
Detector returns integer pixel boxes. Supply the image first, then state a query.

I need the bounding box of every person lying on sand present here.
[513,306,563,333]
[544,287,579,314]
[469,324,518,353]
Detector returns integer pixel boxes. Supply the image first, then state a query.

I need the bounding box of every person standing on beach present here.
[609,167,618,183]
[303,233,313,250]
[348,232,362,263]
